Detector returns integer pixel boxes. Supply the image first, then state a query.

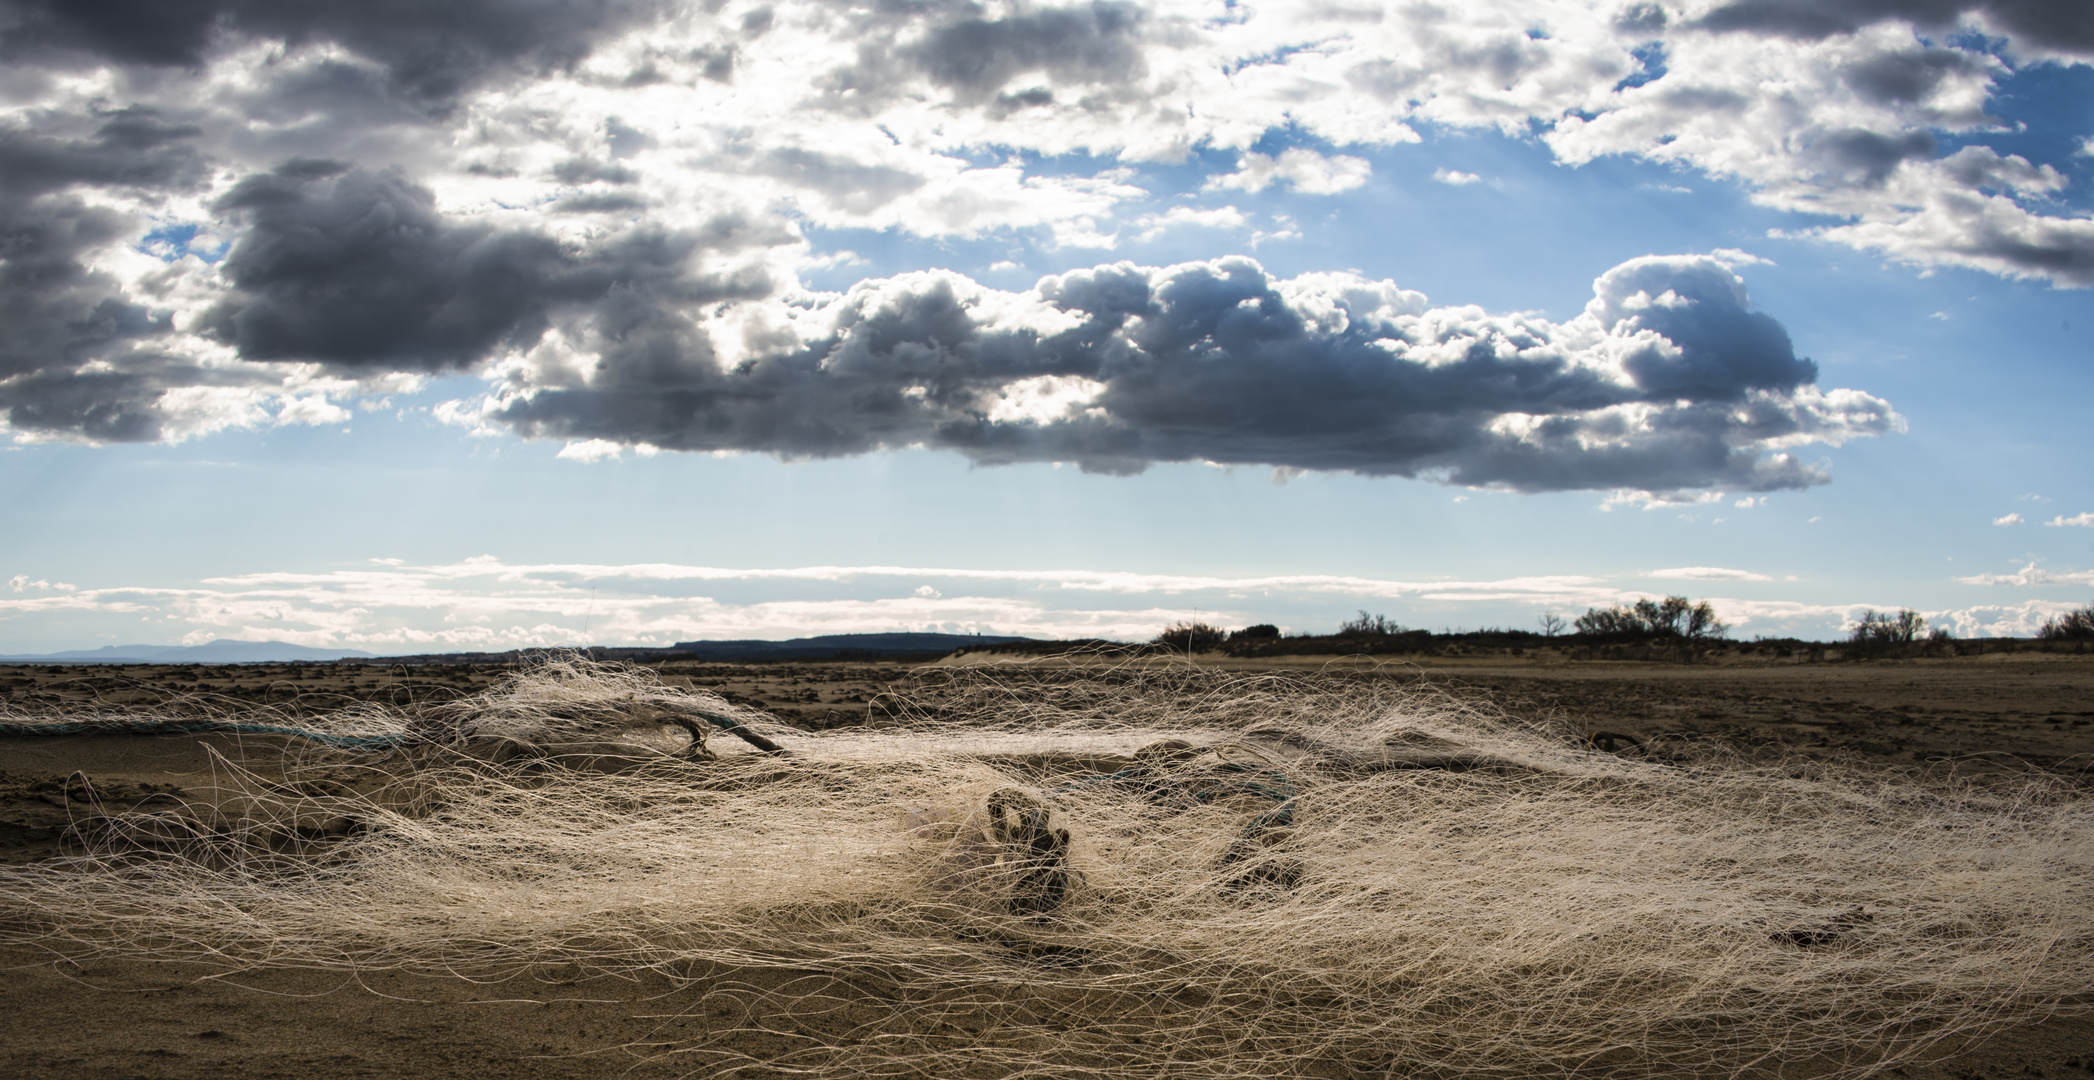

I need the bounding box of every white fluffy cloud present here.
[1648,566,1775,581]
[1205,149,1374,194]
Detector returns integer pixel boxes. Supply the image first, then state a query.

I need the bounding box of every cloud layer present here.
[12,0,2086,490]
[6,554,2076,651]
[0,555,1640,651]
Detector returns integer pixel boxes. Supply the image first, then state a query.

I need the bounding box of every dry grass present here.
[1,656,2088,1079]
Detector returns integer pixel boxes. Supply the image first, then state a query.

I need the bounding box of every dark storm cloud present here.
[0,0,667,103]
[912,1,1146,94]
[1692,0,2094,56]
[221,58,439,161]
[551,159,640,185]
[1837,47,1990,106]
[487,255,1892,496]
[0,108,210,439]
[1807,128,1939,186]
[200,162,777,373]
[554,191,650,213]
[0,363,214,443]
[1,150,786,441]
[818,1,1149,107]
[0,107,206,200]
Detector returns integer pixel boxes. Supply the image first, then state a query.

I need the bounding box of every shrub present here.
[1849,609,1925,646]
[1338,611,1404,636]
[2039,604,2094,640]
[1156,622,1227,653]
[1228,624,1281,643]
[1574,596,1726,640]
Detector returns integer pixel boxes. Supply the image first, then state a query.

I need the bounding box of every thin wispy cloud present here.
[0,557,1644,650]
[5,555,2077,650]
[203,557,1634,603]
[1647,567,1775,582]
[1955,562,2094,587]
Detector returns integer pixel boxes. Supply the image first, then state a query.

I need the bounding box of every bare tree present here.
[1573,596,1726,640]
[1850,609,1925,645]
[1539,612,1566,637]
[1338,611,1403,636]
[2038,604,2094,640]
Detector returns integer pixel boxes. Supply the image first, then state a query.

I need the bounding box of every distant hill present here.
[668,632,1032,662]
[0,640,377,664]
[0,633,1036,667]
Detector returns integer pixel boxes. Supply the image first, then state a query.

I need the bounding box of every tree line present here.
[1153,597,2094,652]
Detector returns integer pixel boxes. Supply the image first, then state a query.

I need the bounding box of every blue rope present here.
[0,708,786,755]
[0,718,413,751]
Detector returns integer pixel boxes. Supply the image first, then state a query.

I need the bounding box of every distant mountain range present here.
[0,640,377,664]
[0,632,1033,665]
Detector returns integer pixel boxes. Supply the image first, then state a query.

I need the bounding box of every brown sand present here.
[3,653,2091,1079]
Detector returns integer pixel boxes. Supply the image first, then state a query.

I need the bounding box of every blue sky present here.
[1,0,2090,652]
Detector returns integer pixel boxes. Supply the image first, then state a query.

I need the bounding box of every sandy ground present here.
[2,653,2091,1079]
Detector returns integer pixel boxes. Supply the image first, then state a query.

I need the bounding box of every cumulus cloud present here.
[2048,511,2094,527]
[472,253,1896,497]
[1432,168,1483,185]
[1994,512,2024,525]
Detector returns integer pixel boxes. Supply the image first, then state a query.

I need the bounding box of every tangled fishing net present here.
[1,657,2089,1078]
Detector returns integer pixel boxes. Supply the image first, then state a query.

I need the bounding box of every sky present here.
[1,0,2091,654]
